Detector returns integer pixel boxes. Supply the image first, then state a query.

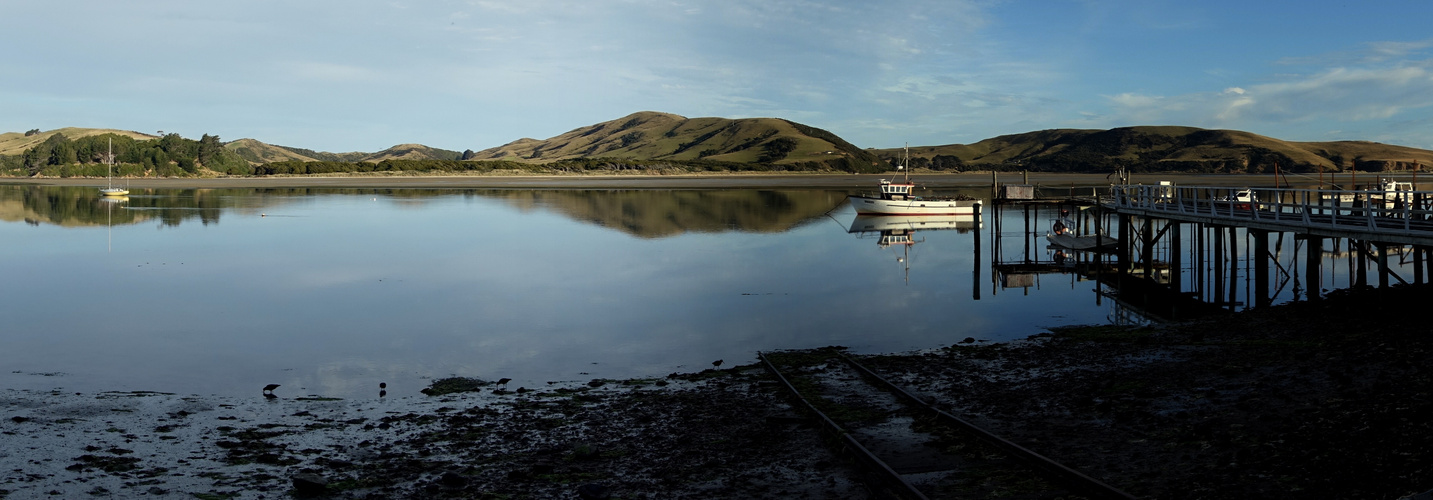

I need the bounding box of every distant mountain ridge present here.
[225,139,460,164]
[468,111,880,168]
[7,118,1433,174]
[877,126,1433,173]
[0,128,156,156]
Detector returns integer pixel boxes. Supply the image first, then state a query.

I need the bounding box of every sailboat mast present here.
[107,138,113,189]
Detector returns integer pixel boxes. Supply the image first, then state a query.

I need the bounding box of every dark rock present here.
[146,486,168,495]
[962,337,976,344]
[292,473,328,497]
[531,463,556,475]
[577,482,612,500]
[571,443,600,460]
[439,470,468,489]
[587,379,606,388]
[9,416,27,424]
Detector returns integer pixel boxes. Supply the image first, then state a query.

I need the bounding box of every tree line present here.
[0,132,251,177]
[0,133,889,178]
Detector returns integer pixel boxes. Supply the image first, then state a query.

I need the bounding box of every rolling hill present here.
[8,119,1433,175]
[876,126,1433,173]
[0,128,156,156]
[224,139,459,164]
[468,111,881,168]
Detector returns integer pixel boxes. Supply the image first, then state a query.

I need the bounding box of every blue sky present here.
[3,0,1431,152]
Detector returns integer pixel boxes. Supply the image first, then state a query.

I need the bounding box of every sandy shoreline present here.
[1,172,1339,189]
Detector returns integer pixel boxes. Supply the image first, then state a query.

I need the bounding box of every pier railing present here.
[1107,184,1433,243]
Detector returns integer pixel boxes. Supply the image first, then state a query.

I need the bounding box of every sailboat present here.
[99,138,128,197]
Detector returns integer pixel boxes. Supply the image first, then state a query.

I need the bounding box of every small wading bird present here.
[712,360,723,369]
[262,384,280,398]
[497,378,512,388]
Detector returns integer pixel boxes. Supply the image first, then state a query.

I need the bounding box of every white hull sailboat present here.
[100,138,128,197]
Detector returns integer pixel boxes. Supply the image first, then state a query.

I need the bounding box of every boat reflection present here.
[847,214,983,284]
[847,214,982,237]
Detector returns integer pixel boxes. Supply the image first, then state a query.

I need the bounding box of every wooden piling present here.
[1254,230,1270,307]
[1305,236,1323,301]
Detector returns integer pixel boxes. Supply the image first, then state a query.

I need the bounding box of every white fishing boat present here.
[1045,211,1118,252]
[1376,178,1414,208]
[1221,188,1256,210]
[848,145,981,215]
[99,138,128,197]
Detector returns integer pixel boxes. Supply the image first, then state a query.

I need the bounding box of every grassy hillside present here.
[224,139,459,165]
[879,126,1433,173]
[12,120,1433,176]
[225,138,323,164]
[362,143,462,162]
[469,111,881,170]
[0,128,155,156]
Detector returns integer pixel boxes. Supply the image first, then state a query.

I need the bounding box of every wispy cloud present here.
[1094,56,1433,146]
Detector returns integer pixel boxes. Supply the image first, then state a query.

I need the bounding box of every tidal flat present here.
[3,284,1430,499]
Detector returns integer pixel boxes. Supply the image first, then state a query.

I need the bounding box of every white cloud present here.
[1099,60,1433,137]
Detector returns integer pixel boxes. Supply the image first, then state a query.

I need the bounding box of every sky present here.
[3,0,1432,153]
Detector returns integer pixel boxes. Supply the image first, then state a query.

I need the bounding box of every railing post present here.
[1366,189,1376,229]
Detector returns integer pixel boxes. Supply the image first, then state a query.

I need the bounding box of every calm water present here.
[0,184,1397,398]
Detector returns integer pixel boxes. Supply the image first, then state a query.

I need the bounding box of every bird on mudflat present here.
[712,360,723,369]
[262,384,280,398]
[497,378,512,388]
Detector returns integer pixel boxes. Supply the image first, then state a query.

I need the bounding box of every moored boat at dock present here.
[1045,211,1118,252]
[848,145,982,215]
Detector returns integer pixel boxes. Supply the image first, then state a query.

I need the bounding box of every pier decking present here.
[1108,184,1433,246]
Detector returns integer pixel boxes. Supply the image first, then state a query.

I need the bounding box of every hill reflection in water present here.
[1,184,1109,399]
[0,186,854,236]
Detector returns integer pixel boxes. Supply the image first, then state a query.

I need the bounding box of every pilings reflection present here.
[990,186,1432,323]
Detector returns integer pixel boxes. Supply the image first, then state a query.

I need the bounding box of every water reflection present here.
[847,214,982,285]
[0,184,1167,398]
[1,185,848,237]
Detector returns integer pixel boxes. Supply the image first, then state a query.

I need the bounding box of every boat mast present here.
[901,143,910,182]
[107,138,114,189]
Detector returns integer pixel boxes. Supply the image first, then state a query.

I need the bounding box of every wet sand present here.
[4,285,1431,498]
[1,372,864,499]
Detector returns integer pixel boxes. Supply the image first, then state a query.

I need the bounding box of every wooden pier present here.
[1105,183,1433,306]
[981,180,1433,318]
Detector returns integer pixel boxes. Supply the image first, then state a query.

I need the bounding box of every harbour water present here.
[0,184,1405,398]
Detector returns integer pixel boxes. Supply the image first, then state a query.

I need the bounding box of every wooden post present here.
[1142,217,1155,281]
[1022,204,1031,264]
[1117,214,1131,277]
[973,202,982,301]
[1195,223,1205,301]
[1254,230,1270,307]
[1306,236,1322,301]
[1377,243,1390,288]
[1213,226,1225,306]
[1356,240,1368,287]
[1227,227,1239,309]
[1170,221,1183,292]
